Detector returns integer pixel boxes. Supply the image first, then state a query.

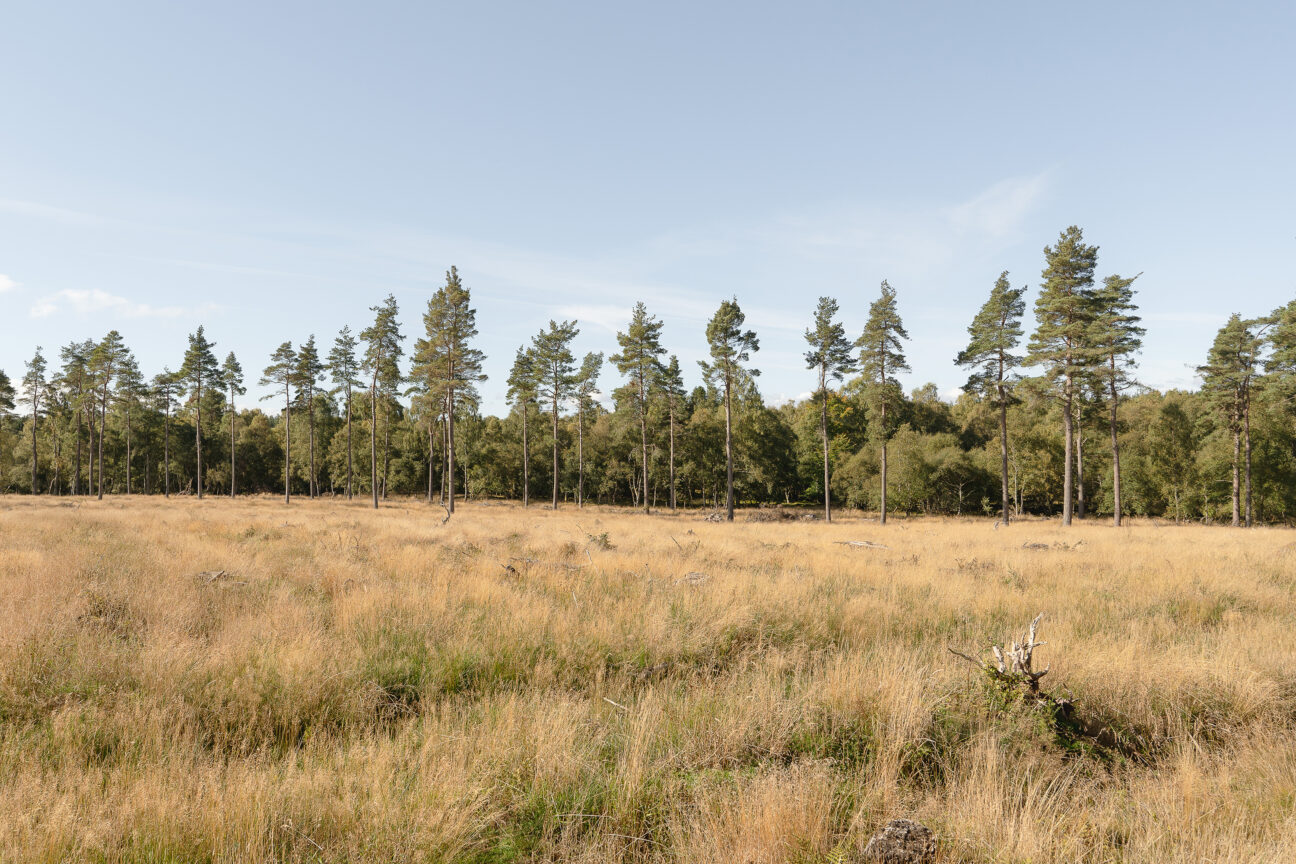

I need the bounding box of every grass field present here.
[2,497,1295,863]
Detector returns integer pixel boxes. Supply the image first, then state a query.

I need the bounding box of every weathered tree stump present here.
[859,819,937,863]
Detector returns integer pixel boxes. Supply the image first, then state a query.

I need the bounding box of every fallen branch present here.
[948,613,1049,693]
[835,540,890,550]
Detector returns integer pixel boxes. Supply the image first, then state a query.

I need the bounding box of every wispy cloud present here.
[0,273,18,293]
[29,288,214,320]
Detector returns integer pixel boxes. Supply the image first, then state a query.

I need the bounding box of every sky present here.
[2,1,1294,414]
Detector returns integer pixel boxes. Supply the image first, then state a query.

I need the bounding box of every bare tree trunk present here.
[125,405,132,494]
[447,386,456,514]
[821,375,832,522]
[163,401,170,498]
[521,404,530,508]
[577,404,584,508]
[370,379,379,510]
[1244,393,1253,528]
[195,382,204,500]
[1061,374,1073,526]
[879,401,888,526]
[345,389,353,500]
[639,380,649,514]
[551,395,560,509]
[98,384,107,500]
[382,396,390,501]
[1109,364,1122,527]
[1231,416,1240,527]
[308,390,317,498]
[1076,421,1086,520]
[724,373,734,522]
[998,380,1010,525]
[29,387,38,495]
[229,390,237,497]
[283,382,291,505]
[668,401,677,511]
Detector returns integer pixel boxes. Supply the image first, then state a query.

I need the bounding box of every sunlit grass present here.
[2,496,1294,862]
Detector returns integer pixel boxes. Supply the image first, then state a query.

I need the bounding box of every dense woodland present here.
[3,229,1295,525]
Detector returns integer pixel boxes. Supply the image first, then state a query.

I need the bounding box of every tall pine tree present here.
[573,352,603,508]
[856,281,909,525]
[804,297,856,522]
[955,272,1026,524]
[507,346,539,507]
[179,326,219,499]
[360,295,403,508]
[1089,273,1144,526]
[328,326,361,500]
[1027,226,1098,526]
[261,342,298,504]
[611,302,666,513]
[531,320,579,509]
[701,298,759,521]
[221,353,245,497]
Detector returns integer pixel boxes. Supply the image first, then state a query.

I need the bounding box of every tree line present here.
[3,229,1295,526]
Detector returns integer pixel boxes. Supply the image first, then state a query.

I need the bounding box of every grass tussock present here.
[2,496,1295,862]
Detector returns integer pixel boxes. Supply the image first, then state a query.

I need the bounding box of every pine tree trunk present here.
[724,373,734,522]
[1244,392,1253,528]
[1061,376,1073,526]
[370,379,379,510]
[1076,421,1086,520]
[577,404,584,508]
[74,406,82,496]
[195,382,203,500]
[998,380,1010,525]
[99,384,108,500]
[639,378,649,514]
[229,393,236,497]
[345,389,353,500]
[125,406,132,494]
[551,394,560,509]
[427,420,435,503]
[1231,417,1240,527]
[283,383,291,505]
[309,390,316,498]
[382,396,390,501]
[448,386,456,514]
[163,402,170,498]
[522,404,530,508]
[668,400,677,511]
[879,400,888,526]
[30,389,38,495]
[821,376,832,522]
[1109,367,1122,527]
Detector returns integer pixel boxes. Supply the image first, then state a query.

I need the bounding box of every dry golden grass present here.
[2,496,1295,862]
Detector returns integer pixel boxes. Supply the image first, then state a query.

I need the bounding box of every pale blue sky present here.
[2,1,1293,413]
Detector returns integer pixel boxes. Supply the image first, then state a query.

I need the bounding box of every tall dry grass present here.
[1,496,1294,862]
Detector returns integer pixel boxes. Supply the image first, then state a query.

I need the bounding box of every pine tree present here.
[115,352,145,494]
[327,326,361,500]
[507,346,539,507]
[20,347,47,494]
[261,342,298,504]
[0,369,14,416]
[295,336,324,498]
[152,369,181,498]
[955,272,1026,524]
[573,352,603,508]
[221,353,245,496]
[91,332,128,499]
[179,326,219,499]
[700,298,759,521]
[1197,314,1262,526]
[416,267,486,514]
[57,342,93,495]
[856,280,909,525]
[660,355,686,511]
[1027,226,1099,526]
[804,297,856,522]
[610,302,666,513]
[360,295,403,508]
[531,320,579,509]
[1089,273,1144,526]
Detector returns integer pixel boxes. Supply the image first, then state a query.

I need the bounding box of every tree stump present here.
[859,819,936,863]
